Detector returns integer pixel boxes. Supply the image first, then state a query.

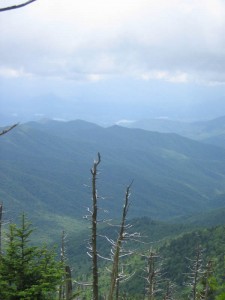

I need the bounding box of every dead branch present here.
[0,0,37,12]
[0,123,18,136]
[108,182,133,300]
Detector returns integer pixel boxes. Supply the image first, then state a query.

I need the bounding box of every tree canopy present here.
[0,214,63,300]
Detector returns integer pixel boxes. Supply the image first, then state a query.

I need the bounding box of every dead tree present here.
[91,152,101,300]
[0,0,37,12]
[142,249,162,300]
[86,153,101,300]
[99,181,141,300]
[108,182,134,300]
[59,231,73,300]
[65,266,73,300]
[163,280,176,300]
[186,244,204,300]
[199,260,213,300]
[85,154,139,299]
[77,153,104,298]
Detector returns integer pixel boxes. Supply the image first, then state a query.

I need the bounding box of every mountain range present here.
[1,118,225,238]
[118,115,225,148]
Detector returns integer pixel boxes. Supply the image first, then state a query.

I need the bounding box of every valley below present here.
[1,117,225,299]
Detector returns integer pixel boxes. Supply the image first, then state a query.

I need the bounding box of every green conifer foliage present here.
[0,213,63,300]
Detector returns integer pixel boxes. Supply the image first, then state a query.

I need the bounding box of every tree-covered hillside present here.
[1,119,225,235]
[65,212,225,299]
[1,137,225,298]
[120,115,225,148]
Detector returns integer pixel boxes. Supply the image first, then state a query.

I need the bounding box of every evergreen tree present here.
[0,213,63,300]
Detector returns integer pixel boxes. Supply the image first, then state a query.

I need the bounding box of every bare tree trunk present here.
[116,278,120,300]
[192,245,201,300]
[59,231,73,300]
[147,252,156,300]
[108,183,132,300]
[163,280,175,300]
[59,231,66,300]
[65,265,73,300]
[142,250,161,300]
[186,243,203,300]
[201,260,213,300]
[91,153,101,300]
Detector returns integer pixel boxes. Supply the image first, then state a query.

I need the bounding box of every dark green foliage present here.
[160,225,225,287]
[0,214,63,300]
[171,207,225,228]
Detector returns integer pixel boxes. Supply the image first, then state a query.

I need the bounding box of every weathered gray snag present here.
[91,152,101,300]
[142,249,162,300]
[186,243,204,300]
[65,266,73,300]
[0,0,37,12]
[59,231,73,300]
[163,280,176,300]
[201,260,213,300]
[108,182,132,300]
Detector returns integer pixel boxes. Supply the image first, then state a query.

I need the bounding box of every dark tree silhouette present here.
[0,123,18,136]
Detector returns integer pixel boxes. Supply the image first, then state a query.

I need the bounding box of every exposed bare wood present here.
[91,152,101,300]
[108,182,133,300]
[186,243,204,300]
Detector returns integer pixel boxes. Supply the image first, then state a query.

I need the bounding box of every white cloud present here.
[140,71,189,83]
[116,119,136,125]
[0,67,32,78]
[1,0,225,84]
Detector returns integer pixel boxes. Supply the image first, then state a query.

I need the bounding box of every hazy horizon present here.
[1,1,225,126]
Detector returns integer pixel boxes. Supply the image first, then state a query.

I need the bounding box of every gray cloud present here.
[1,0,225,85]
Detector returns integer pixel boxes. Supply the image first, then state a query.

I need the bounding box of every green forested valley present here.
[1,120,225,222]
[1,119,225,299]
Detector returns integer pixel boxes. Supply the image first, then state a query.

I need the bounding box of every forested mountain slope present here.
[120,115,225,147]
[67,214,225,298]
[1,119,225,233]
[122,224,225,297]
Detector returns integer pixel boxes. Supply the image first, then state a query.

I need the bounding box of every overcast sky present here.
[1,0,225,125]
